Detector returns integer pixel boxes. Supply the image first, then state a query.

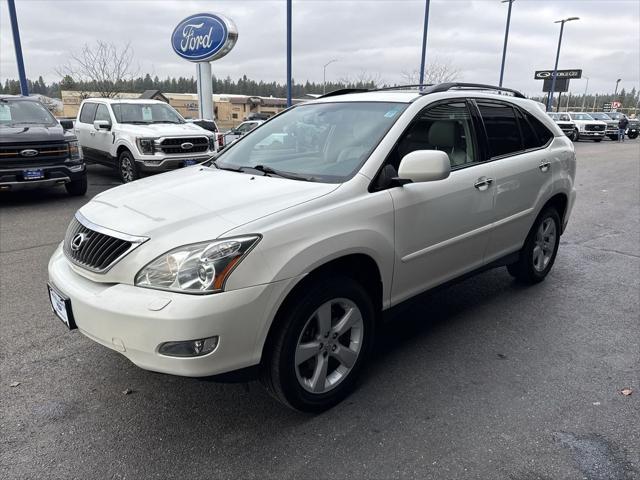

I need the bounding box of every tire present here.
[118,150,139,183]
[608,135,618,141]
[65,172,87,196]
[569,129,579,142]
[628,132,638,140]
[593,138,603,142]
[507,207,561,284]
[260,275,376,412]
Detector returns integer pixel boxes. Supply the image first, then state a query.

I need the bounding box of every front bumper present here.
[47,246,291,377]
[0,163,85,191]
[135,154,213,173]
[579,130,605,137]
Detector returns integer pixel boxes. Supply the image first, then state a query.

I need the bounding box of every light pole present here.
[7,0,29,96]
[418,0,431,89]
[614,78,621,97]
[286,0,292,107]
[546,16,579,112]
[499,0,515,87]
[581,76,589,111]
[323,59,337,95]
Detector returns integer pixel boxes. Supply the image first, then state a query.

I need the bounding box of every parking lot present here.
[1,139,638,479]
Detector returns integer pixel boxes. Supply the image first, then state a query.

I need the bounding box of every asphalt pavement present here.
[1,139,639,479]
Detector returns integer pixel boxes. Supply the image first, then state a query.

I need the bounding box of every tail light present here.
[217,133,224,148]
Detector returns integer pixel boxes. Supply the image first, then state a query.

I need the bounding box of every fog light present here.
[158,336,218,357]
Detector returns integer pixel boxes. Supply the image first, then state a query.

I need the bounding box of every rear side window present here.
[527,113,554,146]
[477,102,521,158]
[516,109,539,150]
[79,103,98,124]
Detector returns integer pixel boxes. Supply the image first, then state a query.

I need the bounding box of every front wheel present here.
[628,132,638,139]
[593,138,603,142]
[507,207,561,284]
[118,150,139,183]
[569,129,579,142]
[65,172,87,196]
[261,275,375,412]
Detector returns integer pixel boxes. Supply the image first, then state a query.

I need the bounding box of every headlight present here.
[135,235,261,294]
[208,136,216,150]
[67,140,82,161]
[136,137,157,155]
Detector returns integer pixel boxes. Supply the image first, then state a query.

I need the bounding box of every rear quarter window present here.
[477,102,521,158]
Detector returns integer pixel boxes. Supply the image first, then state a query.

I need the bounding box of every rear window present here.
[79,103,98,124]
[477,102,521,157]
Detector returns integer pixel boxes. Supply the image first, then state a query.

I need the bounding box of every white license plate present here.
[48,284,76,330]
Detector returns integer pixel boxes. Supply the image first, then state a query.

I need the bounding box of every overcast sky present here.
[1,0,638,97]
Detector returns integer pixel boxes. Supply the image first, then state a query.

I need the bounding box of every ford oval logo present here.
[181,142,194,150]
[171,13,238,62]
[20,149,39,157]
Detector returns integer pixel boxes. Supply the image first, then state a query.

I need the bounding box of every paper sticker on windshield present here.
[384,109,400,118]
[0,104,11,121]
[141,106,153,121]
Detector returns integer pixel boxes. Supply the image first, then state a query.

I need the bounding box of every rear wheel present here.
[118,150,139,183]
[507,207,561,284]
[628,131,638,139]
[261,275,375,412]
[65,172,87,196]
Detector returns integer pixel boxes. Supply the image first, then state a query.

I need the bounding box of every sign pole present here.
[7,0,29,96]
[418,0,431,89]
[286,0,292,107]
[197,62,214,120]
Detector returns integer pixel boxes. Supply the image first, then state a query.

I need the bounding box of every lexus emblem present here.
[70,232,89,252]
[180,142,194,150]
[20,149,39,157]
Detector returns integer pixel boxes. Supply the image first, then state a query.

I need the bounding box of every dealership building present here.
[60,90,301,129]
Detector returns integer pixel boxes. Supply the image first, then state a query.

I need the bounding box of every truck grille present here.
[585,124,605,132]
[159,136,209,155]
[63,214,148,273]
[0,141,69,168]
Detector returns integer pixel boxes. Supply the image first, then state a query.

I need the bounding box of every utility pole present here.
[418,0,431,90]
[499,0,515,87]
[547,16,579,111]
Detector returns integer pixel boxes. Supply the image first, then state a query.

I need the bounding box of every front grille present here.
[159,136,209,155]
[585,124,605,132]
[63,215,147,273]
[0,141,69,168]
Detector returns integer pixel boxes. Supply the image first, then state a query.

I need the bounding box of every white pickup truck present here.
[75,99,216,182]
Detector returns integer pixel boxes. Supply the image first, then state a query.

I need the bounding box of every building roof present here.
[139,90,169,102]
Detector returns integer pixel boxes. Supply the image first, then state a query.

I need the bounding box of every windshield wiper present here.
[240,165,313,181]
[150,120,181,124]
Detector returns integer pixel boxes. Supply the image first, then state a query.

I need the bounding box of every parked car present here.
[186,118,225,150]
[222,120,265,147]
[0,95,86,195]
[568,112,606,142]
[604,111,639,139]
[588,112,619,140]
[48,83,576,412]
[547,112,578,141]
[74,99,216,183]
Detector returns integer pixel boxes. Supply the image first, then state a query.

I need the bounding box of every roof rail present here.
[373,84,434,91]
[319,88,369,98]
[425,82,526,98]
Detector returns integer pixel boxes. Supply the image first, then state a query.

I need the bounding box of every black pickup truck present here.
[0,95,87,195]
[605,111,639,140]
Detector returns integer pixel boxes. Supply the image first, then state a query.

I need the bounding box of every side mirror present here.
[93,120,111,131]
[397,150,451,183]
[59,119,74,130]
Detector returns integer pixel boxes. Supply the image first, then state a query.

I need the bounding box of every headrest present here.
[428,121,456,148]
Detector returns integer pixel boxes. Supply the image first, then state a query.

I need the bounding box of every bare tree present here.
[57,41,138,98]
[338,70,384,89]
[401,58,461,85]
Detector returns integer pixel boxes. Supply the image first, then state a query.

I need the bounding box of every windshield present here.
[111,103,184,124]
[571,113,594,121]
[558,114,571,121]
[214,102,407,183]
[547,113,558,120]
[0,99,57,127]
[590,113,611,120]
[607,112,623,120]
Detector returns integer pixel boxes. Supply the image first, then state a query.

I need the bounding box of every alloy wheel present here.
[294,298,364,394]
[533,218,556,272]
[120,156,135,183]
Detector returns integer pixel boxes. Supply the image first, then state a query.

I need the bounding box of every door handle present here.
[539,161,551,172]
[89,131,95,136]
[474,177,494,191]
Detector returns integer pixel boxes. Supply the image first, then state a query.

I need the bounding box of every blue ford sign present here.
[171,13,238,62]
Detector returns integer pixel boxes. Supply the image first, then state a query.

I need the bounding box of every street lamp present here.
[499,0,515,87]
[614,78,622,97]
[581,76,590,111]
[418,0,431,90]
[546,16,579,112]
[323,59,337,95]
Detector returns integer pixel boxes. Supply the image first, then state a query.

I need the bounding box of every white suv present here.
[48,83,576,412]
[75,99,216,182]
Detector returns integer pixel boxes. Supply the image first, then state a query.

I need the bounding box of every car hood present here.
[114,122,209,137]
[79,166,340,241]
[0,124,68,143]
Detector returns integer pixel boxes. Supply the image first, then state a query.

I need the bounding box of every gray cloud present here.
[1,0,638,97]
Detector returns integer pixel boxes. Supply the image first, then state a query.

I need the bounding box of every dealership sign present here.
[534,69,582,80]
[171,13,238,62]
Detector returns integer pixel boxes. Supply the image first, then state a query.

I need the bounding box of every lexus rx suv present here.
[48,83,576,412]
[74,99,216,183]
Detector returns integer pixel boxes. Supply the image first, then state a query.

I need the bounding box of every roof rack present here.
[319,88,369,98]
[424,82,526,98]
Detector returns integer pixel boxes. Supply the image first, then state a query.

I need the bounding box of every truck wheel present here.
[628,132,638,140]
[507,207,561,284]
[569,129,578,142]
[593,138,603,142]
[261,275,375,412]
[608,135,618,141]
[118,150,139,183]
[65,172,88,196]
